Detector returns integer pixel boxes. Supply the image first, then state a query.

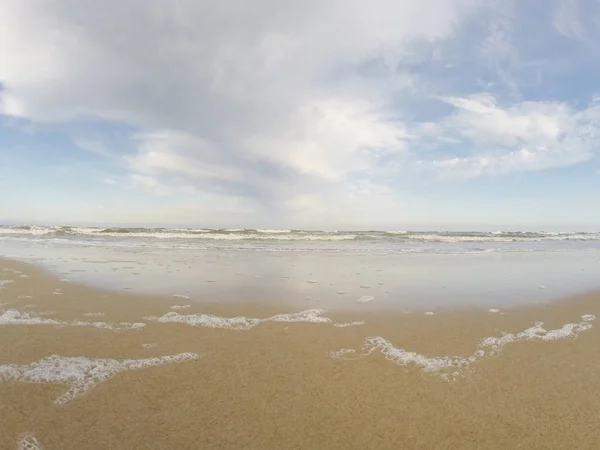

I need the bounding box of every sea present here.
[2,225,600,310]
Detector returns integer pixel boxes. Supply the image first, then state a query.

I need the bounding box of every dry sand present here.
[2,258,600,449]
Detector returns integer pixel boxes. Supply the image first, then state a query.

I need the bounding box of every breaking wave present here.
[1,226,599,243]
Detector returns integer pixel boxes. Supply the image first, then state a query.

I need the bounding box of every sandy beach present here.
[2,258,600,449]
[5,0,600,447]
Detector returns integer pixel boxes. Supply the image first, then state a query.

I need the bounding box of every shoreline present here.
[3,257,600,448]
[3,255,600,315]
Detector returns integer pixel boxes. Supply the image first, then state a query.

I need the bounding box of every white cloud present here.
[553,0,586,40]
[244,99,408,181]
[128,130,244,183]
[419,95,600,178]
[2,1,600,226]
[0,0,483,222]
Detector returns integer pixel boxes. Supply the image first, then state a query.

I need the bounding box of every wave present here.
[1,225,599,243]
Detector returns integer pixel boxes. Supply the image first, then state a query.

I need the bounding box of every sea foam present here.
[0,353,199,405]
[18,433,43,450]
[0,280,14,288]
[0,309,145,330]
[331,314,595,380]
[145,309,359,330]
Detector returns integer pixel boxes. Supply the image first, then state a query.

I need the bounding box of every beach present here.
[2,253,600,449]
[4,0,600,447]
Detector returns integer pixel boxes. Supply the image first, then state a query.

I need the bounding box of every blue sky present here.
[2,0,600,230]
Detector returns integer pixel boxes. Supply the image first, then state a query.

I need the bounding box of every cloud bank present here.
[2,0,600,227]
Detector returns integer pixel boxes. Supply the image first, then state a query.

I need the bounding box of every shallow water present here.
[2,236,600,311]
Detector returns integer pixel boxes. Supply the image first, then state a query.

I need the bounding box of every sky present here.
[1,0,600,230]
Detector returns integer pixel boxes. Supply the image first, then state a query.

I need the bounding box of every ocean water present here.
[2,226,600,253]
[1,225,600,310]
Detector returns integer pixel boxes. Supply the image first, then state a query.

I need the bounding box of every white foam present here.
[0,353,199,405]
[170,304,191,310]
[333,321,365,328]
[356,296,374,303]
[478,314,595,355]
[331,314,595,380]
[0,309,145,330]
[145,309,333,331]
[18,432,43,450]
[425,311,435,315]
[142,343,158,348]
[488,309,500,313]
[0,310,61,326]
[83,312,105,317]
[359,285,370,289]
[69,320,146,331]
[330,348,357,358]
[18,274,29,278]
[0,280,14,288]
[172,294,190,299]
[17,295,33,299]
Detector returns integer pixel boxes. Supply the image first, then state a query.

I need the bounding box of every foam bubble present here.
[330,348,357,358]
[331,314,596,380]
[479,314,596,355]
[69,320,146,331]
[18,295,33,299]
[333,321,365,328]
[0,280,14,288]
[172,294,190,299]
[0,309,145,330]
[83,312,105,317]
[0,353,199,405]
[18,432,43,450]
[425,311,435,316]
[0,310,61,326]
[171,304,191,310]
[488,309,500,313]
[356,296,374,303]
[18,274,29,278]
[142,343,158,348]
[145,309,333,330]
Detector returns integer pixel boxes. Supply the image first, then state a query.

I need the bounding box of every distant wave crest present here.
[1,226,599,243]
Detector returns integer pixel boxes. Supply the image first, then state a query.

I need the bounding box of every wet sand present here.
[2,258,600,449]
